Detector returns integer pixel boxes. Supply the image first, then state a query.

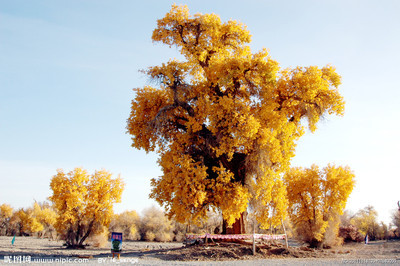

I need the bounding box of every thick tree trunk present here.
[222,212,246,234]
[219,153,247,235]
[78,220,94,247]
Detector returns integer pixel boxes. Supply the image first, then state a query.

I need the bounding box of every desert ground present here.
[0,236,399,265]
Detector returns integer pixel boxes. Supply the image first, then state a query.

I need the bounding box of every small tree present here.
[32,202,57,239]
[0,204,13,235]
[8,211,21,236]
[12,208,43,236]
[392,202,400,238]
[140,207,174,242]
[109,210,140,240]
[339,210,363,242]
[49,168,124,248]
[284,164,355,248]
[351,206,380,240]
[378,221,388,240]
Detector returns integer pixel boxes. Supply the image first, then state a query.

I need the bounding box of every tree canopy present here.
[284,164,355,247]
[127,5,345,231]
[49,168,124,247]
[0,204,13,235]
[351,205,380,240]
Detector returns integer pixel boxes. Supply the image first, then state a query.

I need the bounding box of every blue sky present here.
[1,0,399,225]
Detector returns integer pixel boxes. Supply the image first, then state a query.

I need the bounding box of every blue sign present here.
[111,232,122,253]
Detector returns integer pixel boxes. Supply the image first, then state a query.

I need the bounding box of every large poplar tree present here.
[127,5,345,233]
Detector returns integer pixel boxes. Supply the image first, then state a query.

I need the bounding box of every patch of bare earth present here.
[138,239,400,262]
[152,242,333,261]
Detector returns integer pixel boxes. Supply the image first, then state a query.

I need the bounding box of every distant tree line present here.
[1,201,399,247]
[1,167,398,249]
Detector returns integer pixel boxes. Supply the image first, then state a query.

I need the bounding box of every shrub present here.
[140,207,173,242]
[339,224,364,242]
[109,210,140,240]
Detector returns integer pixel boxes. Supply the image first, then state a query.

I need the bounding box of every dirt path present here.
[0,236,399,265]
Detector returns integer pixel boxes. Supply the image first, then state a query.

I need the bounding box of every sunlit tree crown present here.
[127,5,345,227]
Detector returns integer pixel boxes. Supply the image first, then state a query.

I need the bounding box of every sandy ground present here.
[0,236,399,265]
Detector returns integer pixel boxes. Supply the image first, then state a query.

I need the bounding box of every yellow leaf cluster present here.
[32,202,57,234]
[0,204,13,221]
[15,208,44,234]
[150,146,209,223]
[127,5,346,227]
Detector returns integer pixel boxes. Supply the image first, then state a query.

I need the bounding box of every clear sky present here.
[1,0,399,225]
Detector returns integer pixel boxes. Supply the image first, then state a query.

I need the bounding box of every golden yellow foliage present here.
[0,204,13,219]
[15,208,44,235]
[33,203,54,225]
[284,164,355,247]
[3,203,56,237]
[109,210,140,240]
[32,202,57,238]
[351,206,379,238]
[0,204,13,235]
[127,5,345,230]
[49,168,124,247]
